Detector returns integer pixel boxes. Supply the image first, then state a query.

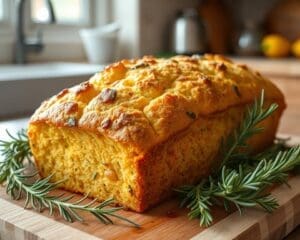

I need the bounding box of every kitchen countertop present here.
[233,57,300,78]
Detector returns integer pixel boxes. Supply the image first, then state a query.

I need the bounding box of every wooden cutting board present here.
[1,168,300,240]
[0,119,300,240]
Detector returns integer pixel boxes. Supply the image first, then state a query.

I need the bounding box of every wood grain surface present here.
[1,153,300,240]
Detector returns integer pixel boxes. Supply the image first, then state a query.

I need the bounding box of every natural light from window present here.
[0,0,3,20]
[31,0,84,24]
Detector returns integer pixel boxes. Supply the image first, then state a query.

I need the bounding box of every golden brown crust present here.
[28,54,286,212]
[30,54,286,154]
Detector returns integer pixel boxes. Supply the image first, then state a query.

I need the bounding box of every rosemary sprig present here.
[177,91,300,227]
[216,147,300,210]
[219,90,278,170]
[0,129,31,183]
[177,146,300,227]
[0,131,139,227]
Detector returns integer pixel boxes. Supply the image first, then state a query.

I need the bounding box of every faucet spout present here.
[46,0,56,23]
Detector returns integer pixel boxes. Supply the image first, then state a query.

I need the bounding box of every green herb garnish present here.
[176,90,300,227]
[219,90,278,170]
[0,130,139,227]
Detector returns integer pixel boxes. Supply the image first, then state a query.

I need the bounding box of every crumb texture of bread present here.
[28,54,286,212]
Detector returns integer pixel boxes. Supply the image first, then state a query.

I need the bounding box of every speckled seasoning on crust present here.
[28,54,286,212]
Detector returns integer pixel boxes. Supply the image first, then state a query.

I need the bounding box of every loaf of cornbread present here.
[28,54,286,212]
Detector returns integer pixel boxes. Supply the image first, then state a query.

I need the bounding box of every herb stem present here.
[219,90,278,170]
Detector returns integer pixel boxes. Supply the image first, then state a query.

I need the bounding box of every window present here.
[0,0,9,22]
[0,0,13,28]
[31,0,90,25]
[0,0,3,20]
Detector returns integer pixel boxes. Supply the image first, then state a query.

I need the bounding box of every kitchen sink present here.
[0,62,104,118]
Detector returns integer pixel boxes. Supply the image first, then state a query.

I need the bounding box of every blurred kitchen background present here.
[1,0,300,62]
[0,0,299,136]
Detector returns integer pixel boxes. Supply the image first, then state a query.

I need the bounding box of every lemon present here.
[291,39,300,58]
[261,34,290,58]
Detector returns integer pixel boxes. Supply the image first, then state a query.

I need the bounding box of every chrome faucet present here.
[14,0,56,64]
